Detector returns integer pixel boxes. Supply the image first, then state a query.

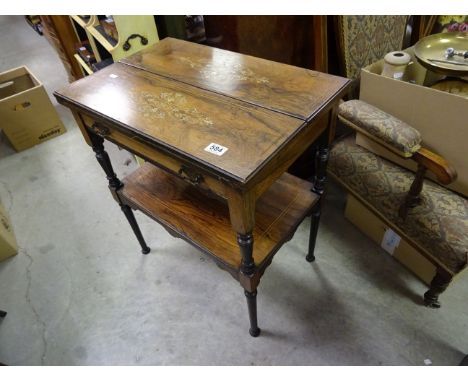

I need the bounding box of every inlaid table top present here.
[55,37,349,184]
[121,38,349,121]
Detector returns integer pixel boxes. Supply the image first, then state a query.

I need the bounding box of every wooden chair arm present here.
[399,147,457,219]
[413,148,457,185]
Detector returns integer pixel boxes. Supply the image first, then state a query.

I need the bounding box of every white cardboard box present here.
[344,194,436,285]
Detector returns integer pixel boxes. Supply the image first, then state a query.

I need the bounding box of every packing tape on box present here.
[381,51,411,80]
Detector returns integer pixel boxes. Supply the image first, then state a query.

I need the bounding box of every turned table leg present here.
[244,290,260,337]
[88,130,150,254]
[307,129,330,262]
[238,232,260,337]
[306,201,321,262]
[228,190,261,337]
[121,205,151,254]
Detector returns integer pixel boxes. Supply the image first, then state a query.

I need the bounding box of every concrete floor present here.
[0,15,467,366]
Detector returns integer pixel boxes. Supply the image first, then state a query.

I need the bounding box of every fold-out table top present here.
[55,37,350,183]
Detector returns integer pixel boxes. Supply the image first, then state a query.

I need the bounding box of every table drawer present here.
[81,113,229,199]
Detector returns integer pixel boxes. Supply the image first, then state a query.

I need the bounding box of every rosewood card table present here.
[54,37,350,337]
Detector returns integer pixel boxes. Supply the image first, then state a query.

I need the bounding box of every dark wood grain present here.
[251,110,330,199]
[203,16,311,67]
[80,115,232,199]
[399,163,427,219]
[120,37,350,121]
[414,147,457,185]
[118,163,318,272]
[41,16,83,81]
[399,147,457,219]
[202,16,327,71]
[226,188,256,234]
[55,62,305,184]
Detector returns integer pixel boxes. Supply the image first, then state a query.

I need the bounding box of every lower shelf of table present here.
[118,163,318,272]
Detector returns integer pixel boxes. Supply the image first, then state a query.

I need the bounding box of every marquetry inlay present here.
[139,91,214,127]
[179,56,270,84]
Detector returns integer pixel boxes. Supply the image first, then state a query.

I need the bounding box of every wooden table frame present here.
[76,107,335,337]
[55,38,349,336]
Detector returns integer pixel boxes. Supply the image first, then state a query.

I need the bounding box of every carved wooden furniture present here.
[69,16,160,77]
[41,16,83,82]
[54,37,350,336]
[42,16,159,81]
[202,16,328,72]
[328,100,467,308]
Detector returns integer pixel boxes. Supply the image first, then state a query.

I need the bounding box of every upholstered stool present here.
[327,100,467,308]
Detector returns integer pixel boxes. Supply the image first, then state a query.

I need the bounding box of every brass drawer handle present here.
[123,34,148,51]
[178,165,204,186]
[91,123,110,137]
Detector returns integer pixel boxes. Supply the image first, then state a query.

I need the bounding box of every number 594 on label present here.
[204,143,228,156]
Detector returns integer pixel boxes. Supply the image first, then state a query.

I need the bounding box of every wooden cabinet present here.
[202,16,328,72]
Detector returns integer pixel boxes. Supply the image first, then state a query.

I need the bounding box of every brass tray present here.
[414,32,468,77]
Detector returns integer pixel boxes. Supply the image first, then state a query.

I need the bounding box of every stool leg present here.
[121,204,151,254]
[244,290,260,337]
[424,270,452,308]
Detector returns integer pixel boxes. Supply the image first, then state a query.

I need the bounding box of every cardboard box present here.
[359,46,468,197]
[0,202,18,262]
[0,66,65,152]
[344,194,436,285]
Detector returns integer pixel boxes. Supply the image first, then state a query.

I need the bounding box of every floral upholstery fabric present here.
[328,136,468,274]
[339,100,422,157]
[339,16,408,79]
